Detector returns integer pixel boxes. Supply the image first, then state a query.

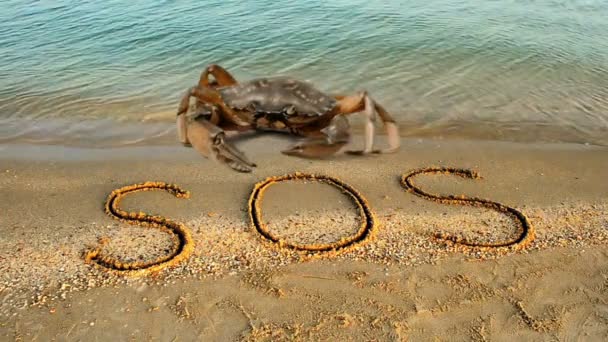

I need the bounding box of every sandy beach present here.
[0,136,607,340]
[3,0,608,340]
[0,136,608,340]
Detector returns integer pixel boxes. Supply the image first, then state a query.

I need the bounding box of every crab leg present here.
[282,116,351,158]
[371,101,400,153]
[333,92,400,154]
[176,86,250,127]
[198,64,238,88]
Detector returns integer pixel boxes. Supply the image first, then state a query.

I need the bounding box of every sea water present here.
[1,0,607,147]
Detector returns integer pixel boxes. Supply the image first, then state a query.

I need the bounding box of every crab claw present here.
[187,118,256,173]
[213,134,257,172]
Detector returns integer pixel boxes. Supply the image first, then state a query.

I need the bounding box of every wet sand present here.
[1,136,607,340]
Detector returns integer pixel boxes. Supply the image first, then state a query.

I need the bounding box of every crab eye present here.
[284,106,296,115]
[213,133,225,145]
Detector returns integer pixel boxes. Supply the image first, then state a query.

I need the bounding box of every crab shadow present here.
[226,131,376,162]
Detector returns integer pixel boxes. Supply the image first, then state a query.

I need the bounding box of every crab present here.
[176,64,400,172]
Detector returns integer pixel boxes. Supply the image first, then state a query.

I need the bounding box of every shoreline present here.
[1,138,607,339]
[2,116,607,148]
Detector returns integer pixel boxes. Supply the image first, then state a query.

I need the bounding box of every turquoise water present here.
[1,0,607,146]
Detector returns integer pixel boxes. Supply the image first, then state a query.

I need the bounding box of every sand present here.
[0,135,607,340]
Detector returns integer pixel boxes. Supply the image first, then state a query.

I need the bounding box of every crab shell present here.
[219,77,338,121]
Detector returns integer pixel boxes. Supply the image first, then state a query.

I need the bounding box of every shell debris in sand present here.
[84,182,195,277]
[248,172,377,253]
[401,167,535,253]
[1,158,608,319]
[1,199,607,317]
[265,209,361,246]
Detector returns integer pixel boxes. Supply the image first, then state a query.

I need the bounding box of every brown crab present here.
[176,64,400,172]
